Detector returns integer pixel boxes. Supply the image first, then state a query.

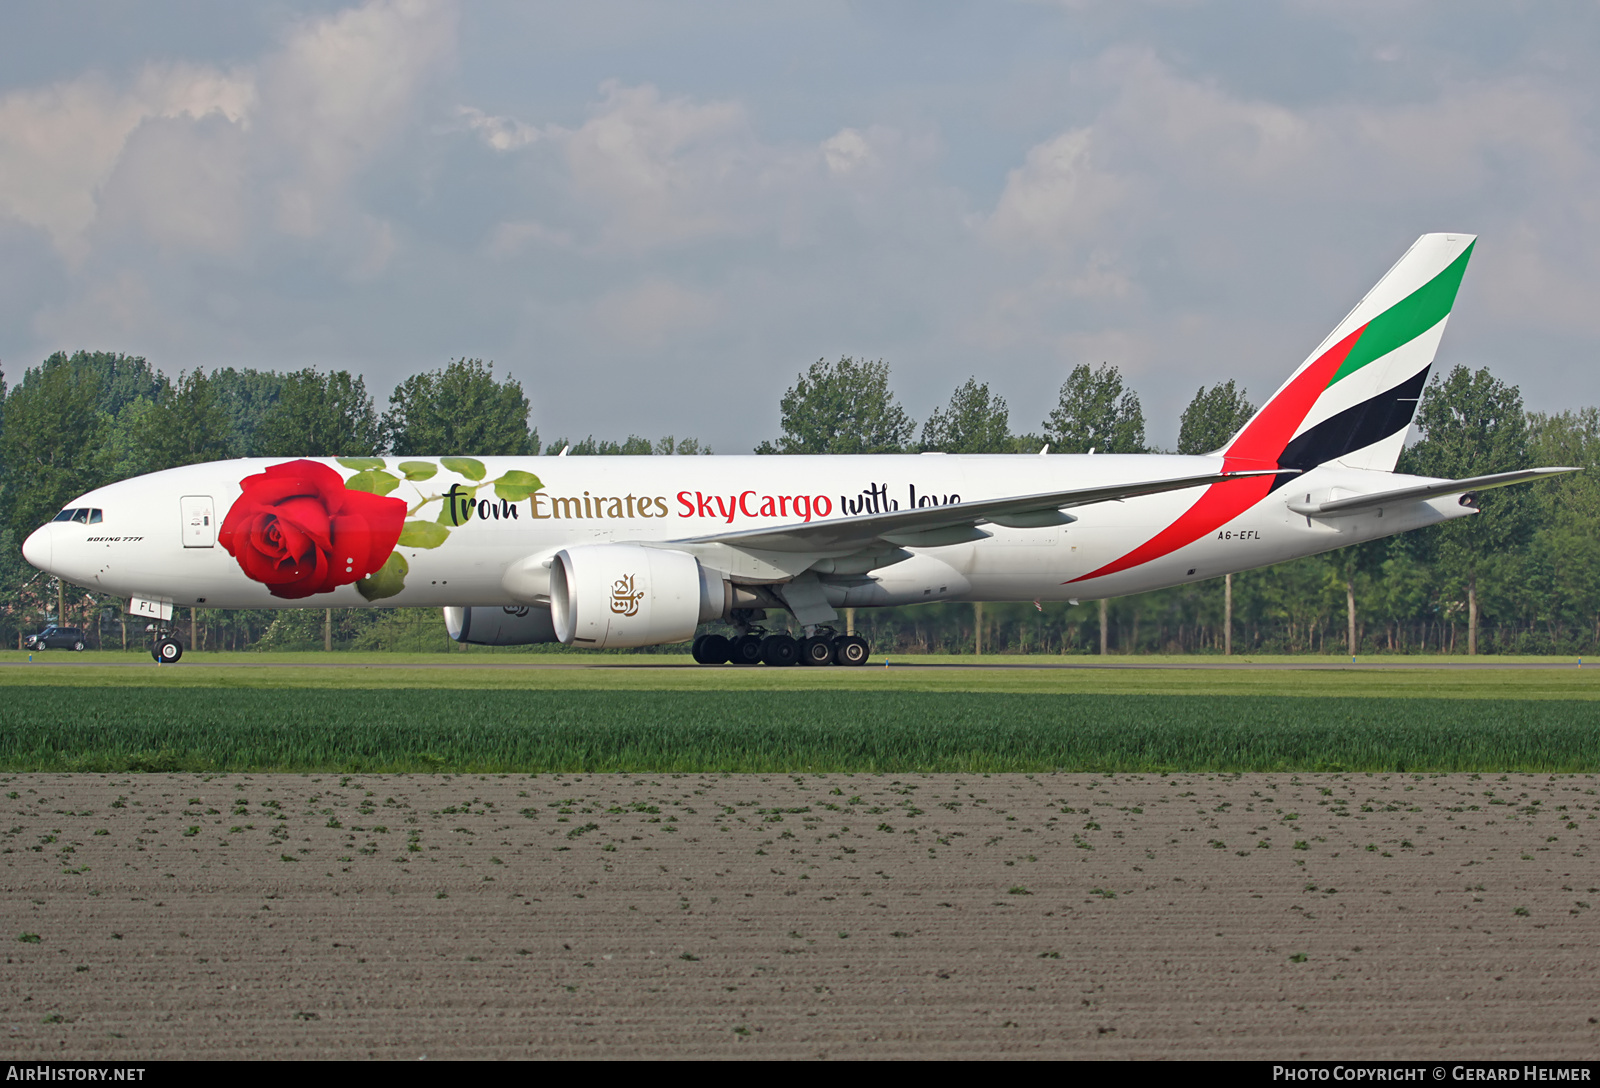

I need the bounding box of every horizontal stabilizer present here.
[678,470,1282,554]
[1286,467,1579,518]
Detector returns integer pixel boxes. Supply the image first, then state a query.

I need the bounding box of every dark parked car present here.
[25,626,87,651]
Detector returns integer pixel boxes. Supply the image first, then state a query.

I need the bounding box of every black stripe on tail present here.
[1271,366,1430,491]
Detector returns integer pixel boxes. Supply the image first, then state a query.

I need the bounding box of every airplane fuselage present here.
[25,452,1469,613]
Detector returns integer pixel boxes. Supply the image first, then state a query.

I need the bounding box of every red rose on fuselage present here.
[219,460,406,599]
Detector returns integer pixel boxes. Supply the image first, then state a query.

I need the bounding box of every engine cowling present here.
[549,545,726,648]
[442,605,559,646]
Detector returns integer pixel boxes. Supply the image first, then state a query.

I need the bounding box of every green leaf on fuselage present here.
[398,520,450,549]
[397,461,438,481]
[440,456,486,481]
[355,552,408,601]
[344,469,401,496]
[336,457,386,471]
[493,470,543,502]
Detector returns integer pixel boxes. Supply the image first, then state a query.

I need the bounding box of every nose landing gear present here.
[146,624,184,663]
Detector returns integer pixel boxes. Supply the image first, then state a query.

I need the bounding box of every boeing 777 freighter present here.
[21,234,1574,665]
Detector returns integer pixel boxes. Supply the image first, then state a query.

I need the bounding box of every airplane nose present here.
[21,525,52,572]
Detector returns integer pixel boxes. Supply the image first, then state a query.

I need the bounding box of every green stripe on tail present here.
[1330,240,1474,386]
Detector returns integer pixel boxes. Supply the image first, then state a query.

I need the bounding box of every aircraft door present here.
[181,496,216,548]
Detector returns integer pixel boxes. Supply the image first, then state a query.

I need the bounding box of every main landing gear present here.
[691,628,870,667]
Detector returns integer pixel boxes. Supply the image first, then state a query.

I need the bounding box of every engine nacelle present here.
[550,545,725,648]
[442,604,559,646]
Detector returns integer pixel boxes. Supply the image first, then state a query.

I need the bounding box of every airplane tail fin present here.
[1221,233,1475,475]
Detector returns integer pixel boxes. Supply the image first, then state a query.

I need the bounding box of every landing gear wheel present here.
[692,634,731,664]
[760,634,799,667]
[728,634,765,666]
[833,635,869,666]
[156,639,183,663]
[799,636,836,666]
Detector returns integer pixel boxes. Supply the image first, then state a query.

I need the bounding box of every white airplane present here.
[21,233,1574,665]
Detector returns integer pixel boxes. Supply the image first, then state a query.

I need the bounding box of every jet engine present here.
[549,545,727,648]
[442,604,559,646]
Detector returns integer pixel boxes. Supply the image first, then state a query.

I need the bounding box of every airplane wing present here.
[675,470,1282,554]
[1286,467,1580,518]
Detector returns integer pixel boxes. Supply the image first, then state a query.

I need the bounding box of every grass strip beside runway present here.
[3,688,1596,773]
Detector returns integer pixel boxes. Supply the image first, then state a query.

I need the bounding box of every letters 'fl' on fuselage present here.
[20,234,1578,663]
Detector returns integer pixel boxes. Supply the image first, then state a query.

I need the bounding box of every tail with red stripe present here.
[1067,234,1474,586]
[1222,233,1475,476]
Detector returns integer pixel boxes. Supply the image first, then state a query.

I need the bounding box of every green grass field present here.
[0,652,1595,773]
[1,650,1596,698]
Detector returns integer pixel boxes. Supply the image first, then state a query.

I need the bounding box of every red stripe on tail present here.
[1067,323,1367,584]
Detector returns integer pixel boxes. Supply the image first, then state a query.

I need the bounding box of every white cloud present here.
[260,0,456,236]
[0,64,254,261]
[484,85,942,255]
[984,128,1127,252]
[821,128,872,175]
[1090,49,1310,185]
[0,0,453,264]
[94,113,251,257]
[556,81,755,250]
[977,46,1600,353]
[817,124,938,186]
[459,105,542,151]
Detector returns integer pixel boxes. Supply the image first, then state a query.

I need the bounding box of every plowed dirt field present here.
[3,772,1596,1059]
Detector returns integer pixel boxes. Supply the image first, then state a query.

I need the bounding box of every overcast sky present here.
[2,1,1597,451]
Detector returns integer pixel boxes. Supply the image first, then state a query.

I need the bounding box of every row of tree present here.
[756,357,1216,456]
[0,349,1593,654]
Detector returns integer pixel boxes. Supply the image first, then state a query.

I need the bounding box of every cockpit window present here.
[50,508,102,524]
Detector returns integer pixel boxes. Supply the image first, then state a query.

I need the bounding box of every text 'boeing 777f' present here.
[21,233,1577,665]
